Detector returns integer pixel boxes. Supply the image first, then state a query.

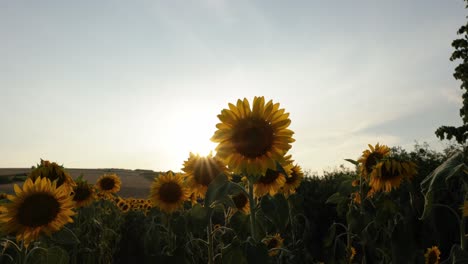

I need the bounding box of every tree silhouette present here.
[435,0,468,144]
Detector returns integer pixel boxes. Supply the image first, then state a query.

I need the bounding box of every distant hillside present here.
[0,168,161,198]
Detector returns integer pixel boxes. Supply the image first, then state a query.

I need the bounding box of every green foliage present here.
[435,0,468,143]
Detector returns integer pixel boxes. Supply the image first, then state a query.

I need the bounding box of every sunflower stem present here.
[207,218,215,264]
[248,178,258,241]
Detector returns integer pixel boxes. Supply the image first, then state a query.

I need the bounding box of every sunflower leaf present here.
[344,159,359,166]
[204,173,229,208]
[420,151,466,220]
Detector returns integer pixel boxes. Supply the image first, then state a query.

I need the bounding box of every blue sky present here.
[0,0,466,174]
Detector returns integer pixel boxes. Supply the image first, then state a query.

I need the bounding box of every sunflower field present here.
[0,95,467,264]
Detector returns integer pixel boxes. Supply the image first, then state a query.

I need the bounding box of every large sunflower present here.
[357,144,390,178]
[369,159,417,193]
[96,173,121,194]
[28,159,76,194]
[280,164,304,197]
[182,152,227,199]
[262,233,284,256]
[254,168,286,197]
[211,97,295,176]
[72,181,96,208]
[0,177,75,247]
[149,172,190,213]
[424,246,441,264]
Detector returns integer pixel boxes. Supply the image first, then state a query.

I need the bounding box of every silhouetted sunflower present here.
[211,96,295,176]
[182,152,227,199]
[72,181,95,208]
[357,144,390,178]
[0,177,75,247]
[262,233,284,256]
[369,159,417,193]
[424,246,441,264]
[28,159,76,194]
[280,164,304,197]
[254,168,286,197]
[96,173,121,194]
[231,192,250,214]
[149,172,189,213]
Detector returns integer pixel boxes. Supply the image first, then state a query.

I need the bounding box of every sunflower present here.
[280,164,303,197]
[231,192,250,214]
[96,173,121,194]
[182,152,227,199]
[0,177,75,247]
[351,192,361,204]
[349,247,357,263]
[117,200,130,213]
[149,172,190,214]
[254,168,286,197]
[72,181,95,208]
[461,201,468,217]
[262,233,284,256]
[28,159,76,193]
[0,193,7,200]
[369,159,417,193]
[357,144,390,178]
[211,96,295,176]
[424,246,441,264]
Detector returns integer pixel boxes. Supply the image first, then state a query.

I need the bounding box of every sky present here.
[0,0,466,174]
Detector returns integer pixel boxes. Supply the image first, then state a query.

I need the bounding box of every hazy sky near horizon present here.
[1,0,466,174]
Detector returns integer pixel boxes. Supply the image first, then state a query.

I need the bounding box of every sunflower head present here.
[149,172,190,214]
[461,201,468,217]
[96,173,121,194]
[262,233,284,256]
[0,193,7,200]
[369,158,417,193]
[357,144,390,178]
[72,181,95,208]
[211,97,295,176]
[0,177,75,247]
[182,152,227,199]
[254,168,286,197]
[280,164,304,197]
[424,246,441,264]
[28,159,76,193]
[349,247,357,263]
[231,192,250,214]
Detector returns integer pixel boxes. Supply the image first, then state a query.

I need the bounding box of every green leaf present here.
[325,192,347,205]
[420,151,466,219]
[260,194,289,231]
[27,247,69,264]
[51,227,80,245]
[205,174,246,208]
[344,159,359,166]
[324,224,336,247]
[189,204,212,228]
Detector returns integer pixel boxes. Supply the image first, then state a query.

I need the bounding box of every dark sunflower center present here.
[100,178,116,190]
[17,193,60,227]
[159,182,183,203]
[73,185,91,202]
[194,159,222,186]
[259,169,280,184]
[427,251,438,264]
[267,238,279,248]
[232,118,274,158]
[380,162,401,180]
[232,193,248,209]
[364,153,383,174]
